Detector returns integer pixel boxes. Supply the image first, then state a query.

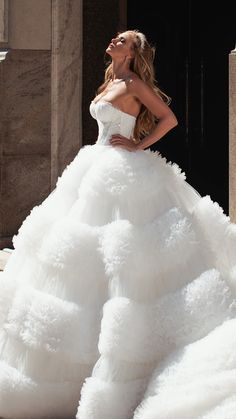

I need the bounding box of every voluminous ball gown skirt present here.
[1,100,236,419]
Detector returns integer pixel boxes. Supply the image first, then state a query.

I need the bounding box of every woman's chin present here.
[105,47,113,56]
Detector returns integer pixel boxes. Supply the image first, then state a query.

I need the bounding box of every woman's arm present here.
[129,77,178,150]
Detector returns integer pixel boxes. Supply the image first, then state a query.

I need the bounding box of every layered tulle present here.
[0,142,236,419]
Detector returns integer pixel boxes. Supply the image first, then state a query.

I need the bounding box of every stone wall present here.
[0,0,83,247]
[0,0,52,247]
[0,49,51,247]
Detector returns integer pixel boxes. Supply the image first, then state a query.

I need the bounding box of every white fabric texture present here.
[0,100,236,418]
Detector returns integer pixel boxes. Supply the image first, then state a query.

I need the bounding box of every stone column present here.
[0,0,8,42]
[229,47,236,222]
[51,0,83,187]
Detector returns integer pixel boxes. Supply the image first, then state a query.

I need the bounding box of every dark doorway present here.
[128,0,235,214]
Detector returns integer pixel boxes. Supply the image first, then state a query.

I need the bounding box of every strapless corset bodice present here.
[89,100,136,146]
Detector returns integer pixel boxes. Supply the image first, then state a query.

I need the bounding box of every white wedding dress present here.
[1,99,236,419]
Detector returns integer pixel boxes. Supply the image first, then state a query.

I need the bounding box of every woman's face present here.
[106,31,134,60]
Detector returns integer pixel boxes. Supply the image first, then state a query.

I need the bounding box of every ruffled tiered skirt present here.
[1,144,236,419]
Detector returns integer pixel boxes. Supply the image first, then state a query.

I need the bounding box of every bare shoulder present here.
[125,73,176,121]
[126,74,142,88]
[124,74,147,110]
[126,74,147,96]
[126,74,160,106]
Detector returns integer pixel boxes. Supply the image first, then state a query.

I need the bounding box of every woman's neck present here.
[111,60,132,81]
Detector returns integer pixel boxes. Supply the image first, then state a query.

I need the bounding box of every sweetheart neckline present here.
[91,99,137,120]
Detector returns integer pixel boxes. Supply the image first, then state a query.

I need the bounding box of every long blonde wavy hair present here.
[97,29,171,140]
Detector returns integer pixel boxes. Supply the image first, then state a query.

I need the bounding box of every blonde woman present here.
[92,30,177,150]
[1,29,236,419]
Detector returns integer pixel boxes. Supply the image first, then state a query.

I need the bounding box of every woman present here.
[91,30,178,151]
[1,29,236,419]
